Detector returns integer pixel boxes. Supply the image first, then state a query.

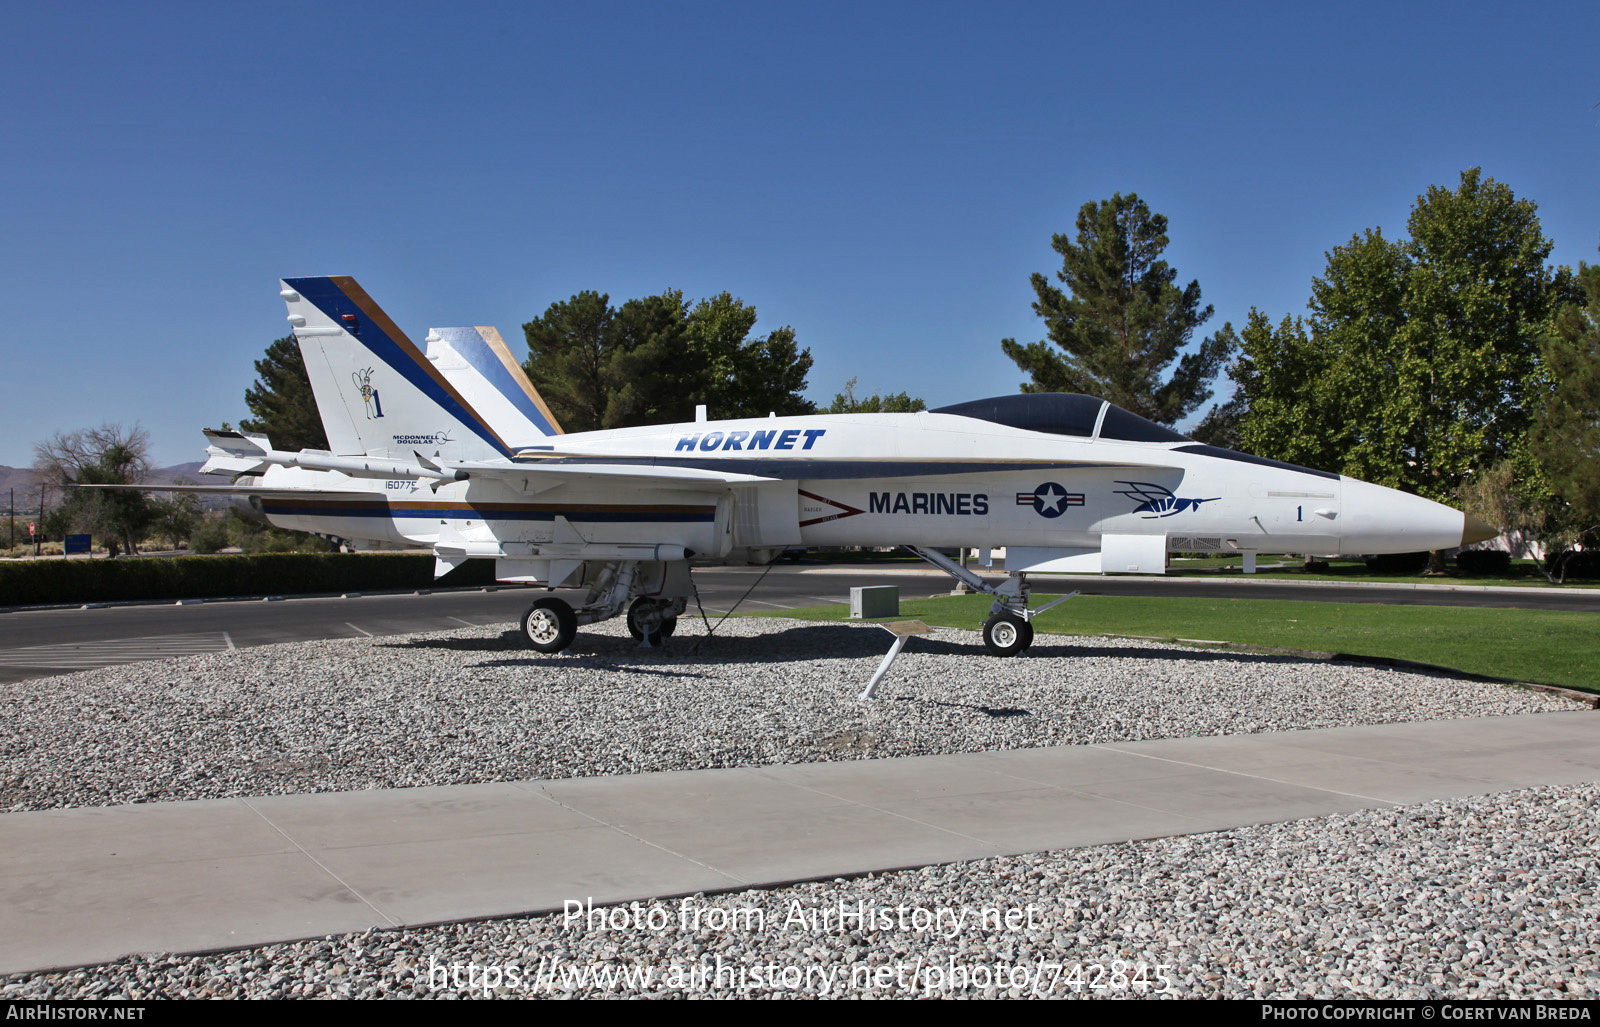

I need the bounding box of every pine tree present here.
[241,336,329,451]
[1001,193,1235,424]
[522,291,616,433]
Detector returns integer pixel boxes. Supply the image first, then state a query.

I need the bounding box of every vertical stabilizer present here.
[426,326,564,448]
[280,277,513,461]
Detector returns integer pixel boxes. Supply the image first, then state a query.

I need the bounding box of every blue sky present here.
[2,1,1596,467]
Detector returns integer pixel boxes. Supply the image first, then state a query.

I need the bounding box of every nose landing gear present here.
[906,546,1077,657]
[981,613,1033,657]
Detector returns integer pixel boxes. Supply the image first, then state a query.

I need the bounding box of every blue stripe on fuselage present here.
[260,503,714,523]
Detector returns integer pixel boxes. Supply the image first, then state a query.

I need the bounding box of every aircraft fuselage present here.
[254,409,1471,576]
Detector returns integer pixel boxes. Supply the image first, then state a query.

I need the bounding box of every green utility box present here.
[849,585,899,619]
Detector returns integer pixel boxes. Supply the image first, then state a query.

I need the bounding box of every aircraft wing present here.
[65,483,376,500]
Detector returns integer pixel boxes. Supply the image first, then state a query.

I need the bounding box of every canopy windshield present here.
[932,394,1189,443]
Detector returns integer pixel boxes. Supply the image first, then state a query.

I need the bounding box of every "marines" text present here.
[869,492,990,515]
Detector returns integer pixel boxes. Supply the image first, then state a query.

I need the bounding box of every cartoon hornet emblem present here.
[1114,481,1218,518]
[353,368,384,419]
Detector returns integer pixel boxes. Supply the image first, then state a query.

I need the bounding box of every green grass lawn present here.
[770,594,1600,693]
[801,549,1600,588]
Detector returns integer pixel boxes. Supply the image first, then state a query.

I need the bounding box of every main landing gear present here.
[516,560,690,653]
[521,598,577,653]
[906,546,1077,658]
[625,597,679,646]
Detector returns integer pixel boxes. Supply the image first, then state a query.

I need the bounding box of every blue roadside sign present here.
[64,534,91,555]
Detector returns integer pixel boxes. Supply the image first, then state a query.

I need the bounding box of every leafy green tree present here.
[681,293,814,420]
[33,424,154,557]
[825,377,926,414]
[39,505,72,545]
[1001,193,1237,424]
[523,290,815,430]
[606,291,692,427]
[1188,391,1247,450]
[150,490,201,549]
[1456,455,1556,561]
[1226,308,1351,471]
[188,513,231,555]
[226,510,332,554]
[1528,256,1600,550]
[1229,170,1575,502]
[1388,169,1572,499]
[241,336,329,451]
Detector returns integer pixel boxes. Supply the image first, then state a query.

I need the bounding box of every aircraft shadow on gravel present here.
[379,623,1346,673]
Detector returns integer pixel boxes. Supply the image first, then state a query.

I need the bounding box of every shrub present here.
[0,553,495,607]
[189,516,230,555]
[1364,552,1431,575]
[1551,550,1600,580]
[1455,549,1512,575]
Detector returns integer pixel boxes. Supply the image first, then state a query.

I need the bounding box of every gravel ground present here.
[0,617,1584,813]
[6,782,1597,999]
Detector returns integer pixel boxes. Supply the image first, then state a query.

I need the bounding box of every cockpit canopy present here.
[931,393,1191,443]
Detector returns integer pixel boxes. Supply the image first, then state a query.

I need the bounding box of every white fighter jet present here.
[189,276,1494,656]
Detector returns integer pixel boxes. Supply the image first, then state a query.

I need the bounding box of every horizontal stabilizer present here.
[199,429,274,475]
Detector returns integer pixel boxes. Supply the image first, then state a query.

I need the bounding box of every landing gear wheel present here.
[626,598,678,644]
[521,598,577,653]
[982,614,1032,657]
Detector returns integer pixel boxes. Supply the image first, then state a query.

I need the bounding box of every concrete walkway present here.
[3,710,1596,976]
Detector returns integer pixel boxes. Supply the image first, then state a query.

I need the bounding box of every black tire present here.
[626,598,678,643]
[982,614,1032,657]
[521,598,577,653]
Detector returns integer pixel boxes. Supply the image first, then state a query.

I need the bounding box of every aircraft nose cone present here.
[1461,513,1498,547]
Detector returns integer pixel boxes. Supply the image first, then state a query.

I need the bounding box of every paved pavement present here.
[3,710,1595,976]
[0,632,237,674]
[4,564,1597,683]
[0,568,945,683]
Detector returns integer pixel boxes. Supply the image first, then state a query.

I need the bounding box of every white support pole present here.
[858,619,933,700]
[860,636,908,700]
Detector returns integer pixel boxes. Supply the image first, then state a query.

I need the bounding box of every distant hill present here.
[0,466,29,497]
[147,461,207,484]
[0,461,212,514]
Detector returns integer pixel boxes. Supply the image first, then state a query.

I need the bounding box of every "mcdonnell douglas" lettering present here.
[869,492,990,515]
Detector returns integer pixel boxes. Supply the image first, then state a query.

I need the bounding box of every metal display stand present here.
[860,620,933,700]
